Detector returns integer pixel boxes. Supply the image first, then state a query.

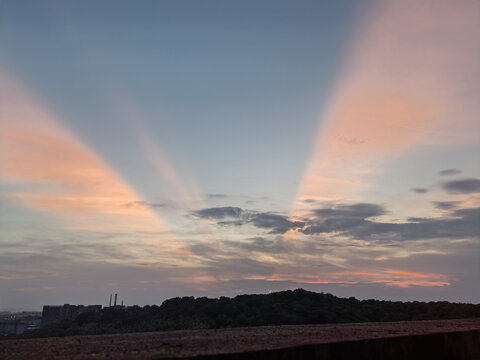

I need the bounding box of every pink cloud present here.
[253,267,451,289]
[0,73,181,243]
[293,1,479,211]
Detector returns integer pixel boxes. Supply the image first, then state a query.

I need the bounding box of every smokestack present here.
[109,294,112,307]
[121,300,124,306]
[114,293,117,306]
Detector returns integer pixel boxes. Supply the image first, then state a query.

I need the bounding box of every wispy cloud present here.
[439,169,461,176]
[206,194,228,199]
[411,188,429,194]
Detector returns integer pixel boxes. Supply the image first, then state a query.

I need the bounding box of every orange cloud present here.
[385,270,427,278]
[245,275,350,285]
[255,269,450,288]
[0,74,179,241]
[380,280,450,288]
[353,269,449,288]
[293,1,479,212]
[354,272,380,277]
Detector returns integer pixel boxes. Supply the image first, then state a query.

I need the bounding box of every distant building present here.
[41,304,102,326]
[41,306,63,325]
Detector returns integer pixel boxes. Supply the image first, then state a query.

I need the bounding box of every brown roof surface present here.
[1,318,479,359]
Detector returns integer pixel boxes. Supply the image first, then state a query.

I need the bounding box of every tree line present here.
[11,289,480,338]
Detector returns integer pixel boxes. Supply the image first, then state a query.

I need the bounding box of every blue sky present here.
[1,1,479,310]
[2,1,357,207]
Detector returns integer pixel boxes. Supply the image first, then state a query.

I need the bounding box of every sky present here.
[1,0,479,311]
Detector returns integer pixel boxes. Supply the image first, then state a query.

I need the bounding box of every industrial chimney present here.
[109,294,112,307]
[114,293,117,307]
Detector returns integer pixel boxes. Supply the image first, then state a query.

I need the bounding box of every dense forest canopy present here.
[13,289,480,338]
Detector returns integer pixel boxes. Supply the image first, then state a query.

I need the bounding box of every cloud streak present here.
[411,188,429,194]
[0,73,182,250]
[293,1,479,212]
[439,169,461,176]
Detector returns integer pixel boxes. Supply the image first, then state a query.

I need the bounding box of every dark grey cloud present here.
[438,169,461,176]
[218,220,245,227]
[302,203,479,242]
[206,194,228,199]
[123,201,167,208]
[194,206,243,219]
[411,188,429,194]
[442,178,480,194]
[249,213,305,234]
[184,202,479,303]
[194,207,304,234]
[406,217,433,223]
[313,203,385,218]
[147,203,168,208]
[194,202,479,244]
[302,203,385,235]
[432,201,460,210]
[123,200,147,207]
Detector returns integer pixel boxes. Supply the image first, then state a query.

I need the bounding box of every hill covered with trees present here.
[16,289,480,338]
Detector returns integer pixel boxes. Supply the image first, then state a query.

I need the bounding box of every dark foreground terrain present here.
[27,289,480,338]
[1,318,479,360]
